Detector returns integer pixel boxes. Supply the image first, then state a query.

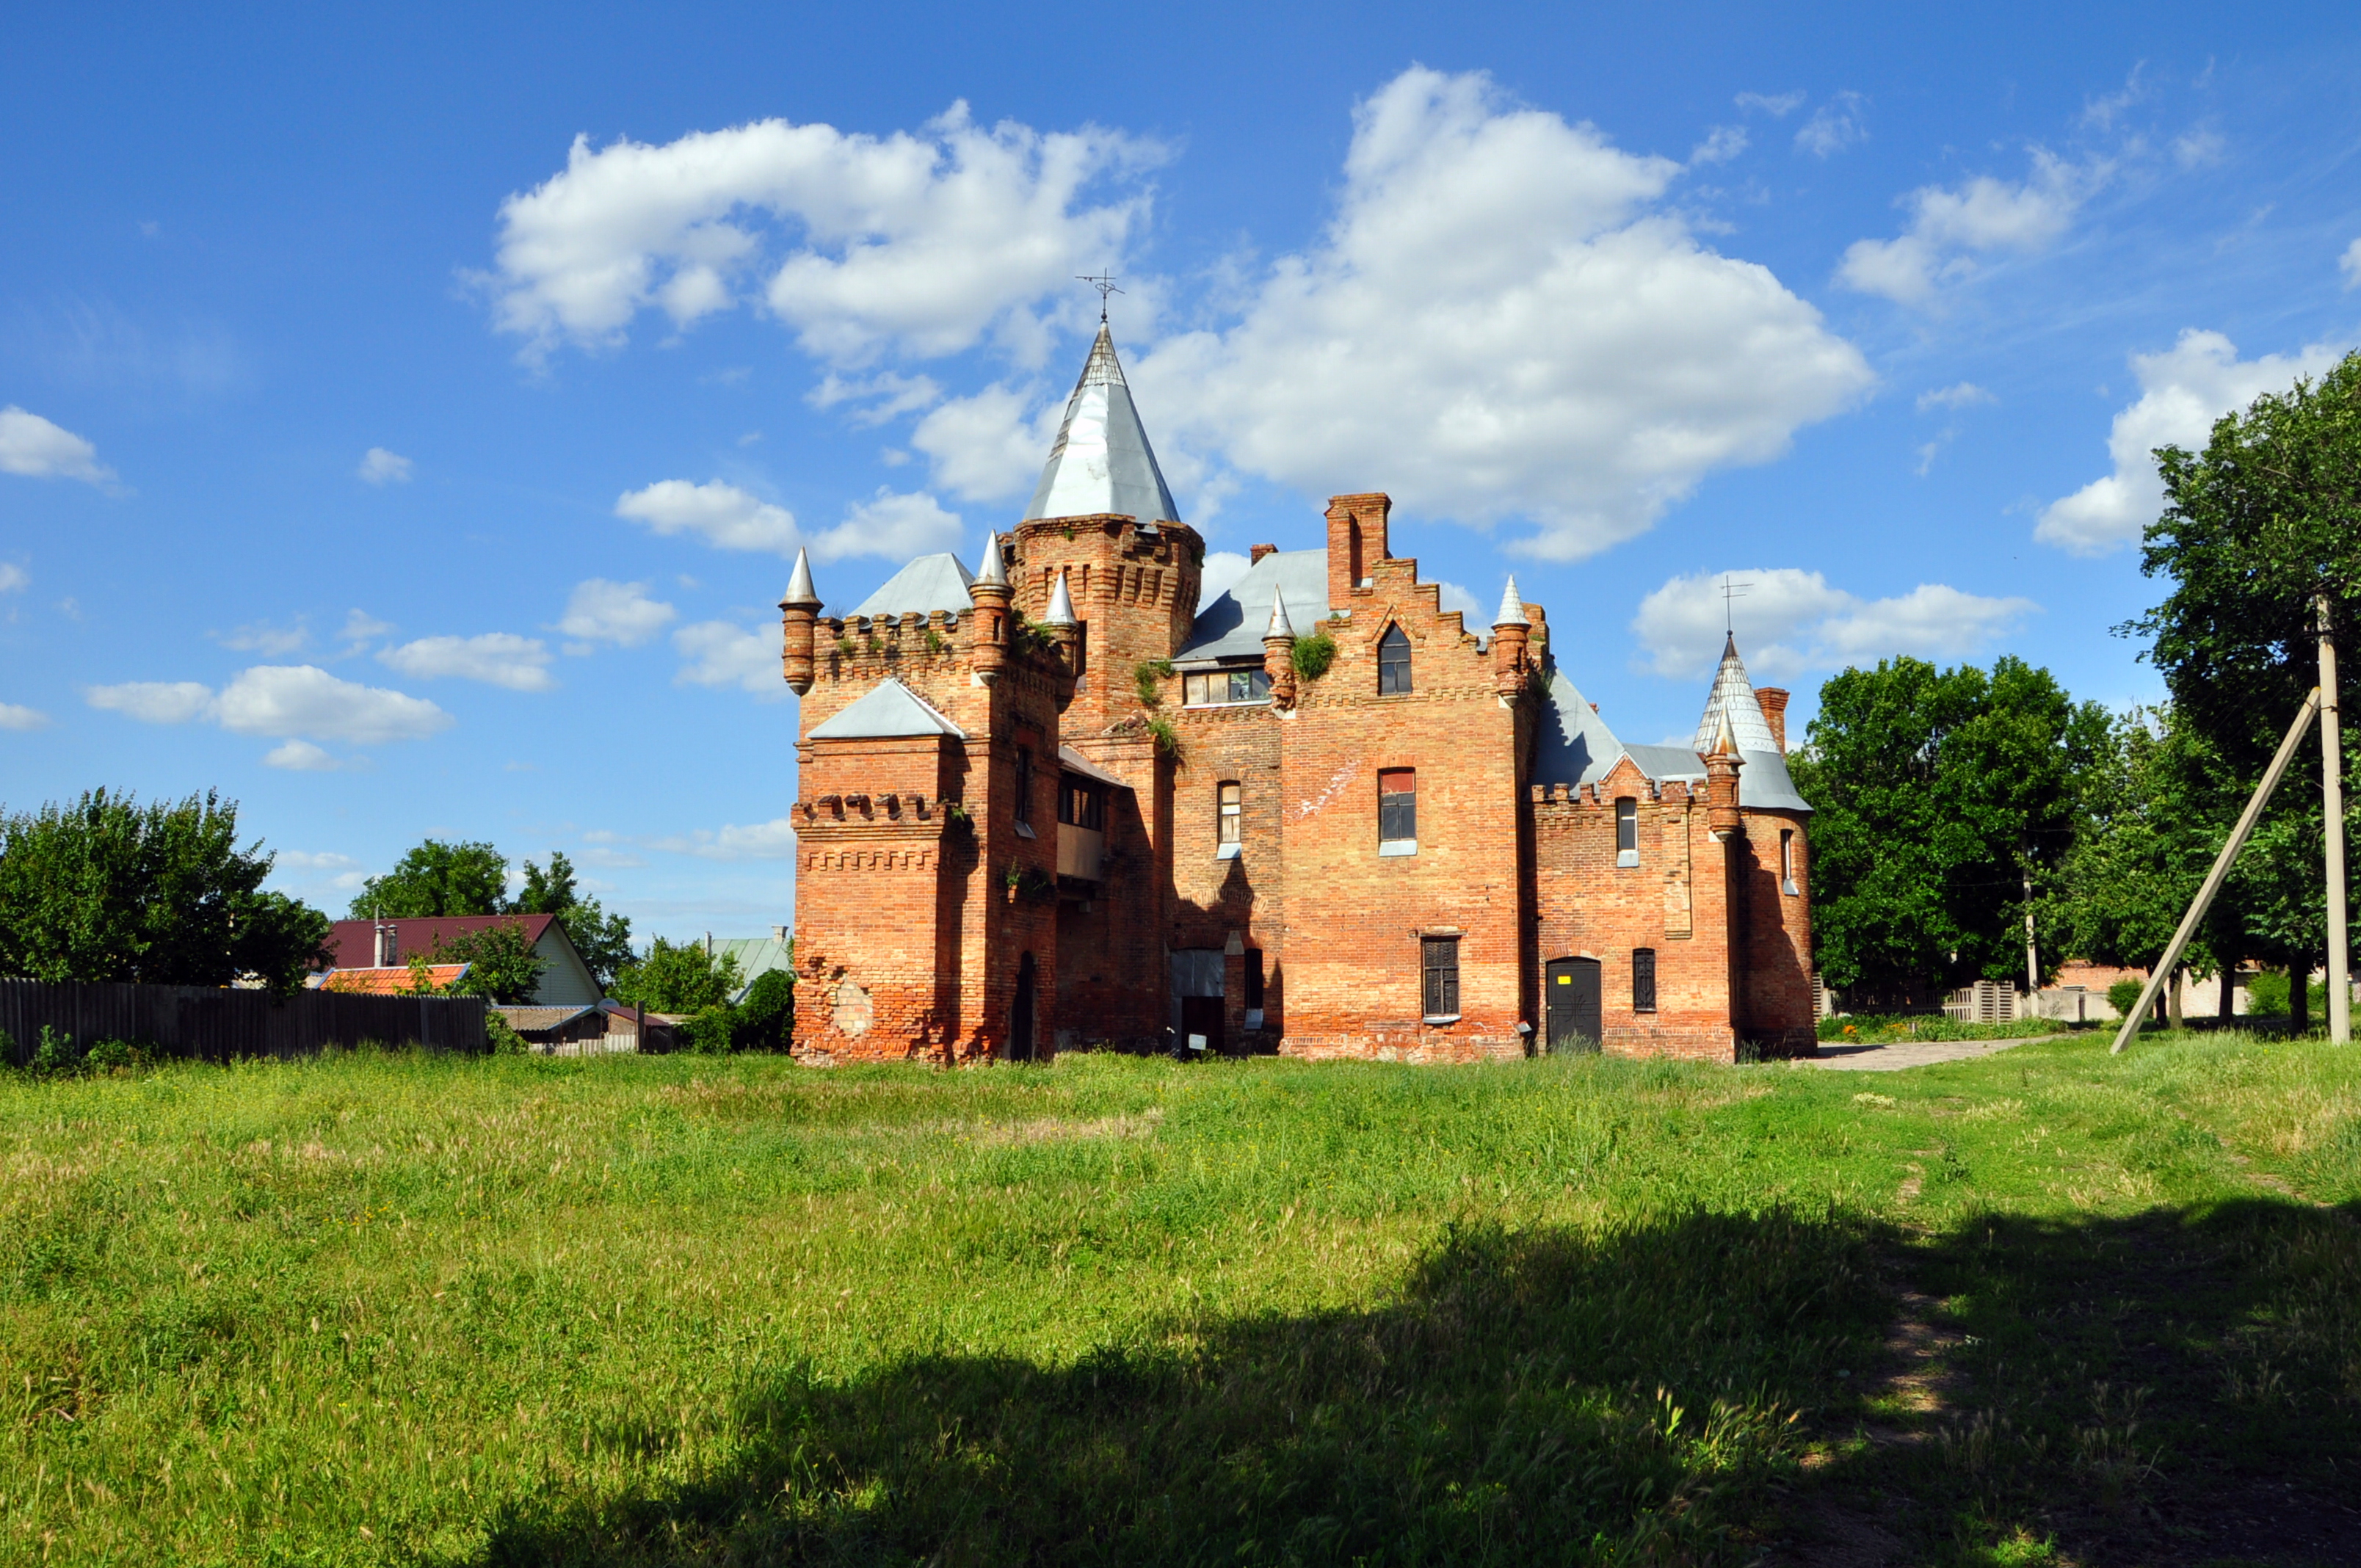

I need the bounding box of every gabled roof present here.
[808,677,967,740]
[1693,634,1781,755]
[1024,324,1181,526]
[324,914,560,969]
[1177,548,1332,664]
[849,553,975,620]
[319,963,470,995]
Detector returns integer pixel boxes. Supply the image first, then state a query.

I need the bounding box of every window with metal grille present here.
[1183,668,1273,705]
[1377,625,1412,694]
[1378,769,1416,846]
[1217,781,1241,845]
[1780,828,1797,895]
[1059,779,1103,830]
[1615,797,1639,867]
[1633,948,1657,1013]
[1422,937,1459,1019]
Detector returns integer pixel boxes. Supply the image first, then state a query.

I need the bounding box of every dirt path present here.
[1808,1032,2072,1071]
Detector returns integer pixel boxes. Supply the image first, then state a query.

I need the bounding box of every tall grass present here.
[1,1035,2355,1564]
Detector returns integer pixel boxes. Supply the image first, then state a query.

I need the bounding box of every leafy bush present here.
[482,1010,529,1056]
[2244,970,2325,1017]
[31,1024,81,1076]
[736,969,795,1053]
[1817,1013,2062,1044]
[679,1004,740,1055]
[610,938,744,1014]
[2107,978,2149,1019]
[1290,631,1337,683]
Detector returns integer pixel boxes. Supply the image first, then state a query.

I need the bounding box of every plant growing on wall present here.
[1291,632,1337,683]
[1134,658,1174,708]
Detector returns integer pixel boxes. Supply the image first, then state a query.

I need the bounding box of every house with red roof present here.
[321,915,602,1005]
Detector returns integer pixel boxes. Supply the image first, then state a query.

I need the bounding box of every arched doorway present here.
[1545,957,1601,1053]
[1009,952,1037,1062]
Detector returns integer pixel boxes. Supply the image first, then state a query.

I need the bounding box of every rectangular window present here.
[1615,797,1639,867]
[1633,948,1657,1013]
[1378,768,1417,849]
[1183,668,1273,706]
[1780,828,1797,895]
[1013,747,1034,832]
[1421,937,1459,1020]
[1244,950,1264,1009]
[1217,781,1241,854]
[1059,780,1103,830]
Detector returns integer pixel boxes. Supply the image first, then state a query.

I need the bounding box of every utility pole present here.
[2023,864,2039,995]
[2321,594,2349,1044]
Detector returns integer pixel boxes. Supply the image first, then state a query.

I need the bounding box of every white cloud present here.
[263,739,344,771]
[1795,92,1866,157]
[1122,68,1869,561]
[1916,382,1996,412]
[1199,551,1252,603]
[0,703,50,731]
[1689,126,1748,166]
[0,563,26,593]
[807,488,961,562]
[1735,90,1805,118]
[1838,150,2100,305]
[2037,328,2348,556]
[217,618,310,655]
[2173,125,2226,170]
[212,667,452,743]
[1435,581,1481,620]
[0,407,115,484]
[910,382,1066,503]
[557,578,676,649]
[808,371,942,424]
[2342,237,2361,290]
[650,816,799,860]
[674,620,786,698]
[482,104,1160,366]
[340,609,394,645]
[357,447,414,484]
[89,667,450,746]
[1633,567,2037,680]
[84,680,214,724]
[616,478,800,556]
[377,632,556,692]
[275,849,366,882]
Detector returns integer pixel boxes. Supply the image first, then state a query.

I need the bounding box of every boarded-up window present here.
[1378,625,1412,694]
[1615,797,1639,867]
[1422,937,1459,1018]
[1218,781,1241,844]
[1183,669,1272,705]
[1379,769,1417,843]
[1633,948,1657,1013]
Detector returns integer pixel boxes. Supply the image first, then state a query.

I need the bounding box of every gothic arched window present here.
[1377,625,1411,694]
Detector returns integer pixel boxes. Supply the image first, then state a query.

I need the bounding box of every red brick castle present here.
[780,325,1814,1064]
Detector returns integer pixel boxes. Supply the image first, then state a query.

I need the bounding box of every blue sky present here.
[4,2,2359,940]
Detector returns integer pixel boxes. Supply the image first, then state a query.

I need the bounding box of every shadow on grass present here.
[477,1201,2361,1567]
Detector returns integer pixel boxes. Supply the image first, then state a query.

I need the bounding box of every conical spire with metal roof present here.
[1266,586,1296,639]
[780,546,819,609]
[1692,633,1780,755]
[1042,567,1078,625]
[973,532,1009,589]
[1023,323,1181,526]
[1493,574,1528,627]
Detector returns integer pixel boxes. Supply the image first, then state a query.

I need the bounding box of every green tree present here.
[734,968,795,1052]
[1791,656,2108,1003]
[432,920,548,1004]
[350,840,509,918]
[512,850,634,987]
[608,937,743,1014]
[2129,349,2361,1028]
[2052,706,2230,987]
[0,789,330,993]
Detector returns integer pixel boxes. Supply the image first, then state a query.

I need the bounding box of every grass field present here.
[2,1034,2357,1566]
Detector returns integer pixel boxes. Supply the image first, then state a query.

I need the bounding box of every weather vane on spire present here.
[1720,573,1752,638]
[1076,272,1123,323]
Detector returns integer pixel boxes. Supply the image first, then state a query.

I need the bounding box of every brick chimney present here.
[1250,543,1277,565]
[1755,687,1790,753]
[1325,493,1390,600]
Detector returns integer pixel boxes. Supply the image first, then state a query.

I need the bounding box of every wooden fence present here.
[0,980,486,1067]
